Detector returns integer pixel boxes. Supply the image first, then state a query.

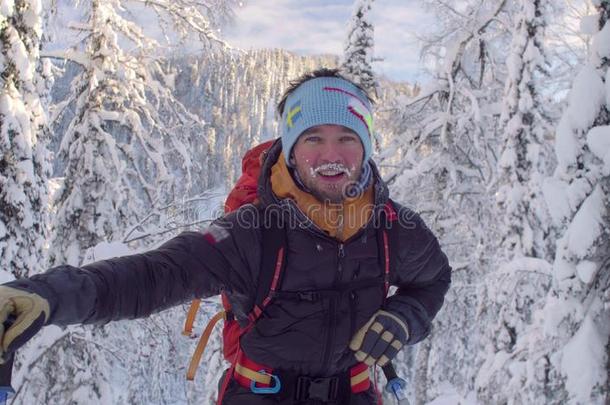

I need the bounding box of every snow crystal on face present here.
[586,125,610,174]
[560,314,607,404]
[314,163,351,176]
[566,185,605,258]
[580,14,600,36]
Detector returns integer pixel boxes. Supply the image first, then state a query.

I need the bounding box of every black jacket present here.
[9,140,451,376]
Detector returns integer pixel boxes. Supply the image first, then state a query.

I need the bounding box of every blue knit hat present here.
[280,76,374,166]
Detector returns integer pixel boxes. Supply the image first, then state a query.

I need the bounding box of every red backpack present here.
[183,140,276,378]
[182,139,399,391]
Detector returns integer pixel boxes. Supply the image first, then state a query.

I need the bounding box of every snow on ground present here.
[424,382,479,405]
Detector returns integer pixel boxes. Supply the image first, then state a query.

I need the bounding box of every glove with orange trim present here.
[349,310,409,366]
[0,286,50,363]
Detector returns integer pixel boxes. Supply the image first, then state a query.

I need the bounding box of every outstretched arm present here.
[6,231,237,325]
[0,211,260,361]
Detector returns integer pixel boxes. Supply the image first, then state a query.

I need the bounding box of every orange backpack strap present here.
[186,310,227,380]
[183,298,201,337]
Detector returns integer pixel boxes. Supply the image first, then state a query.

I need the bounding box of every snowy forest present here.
[0,0,608,403]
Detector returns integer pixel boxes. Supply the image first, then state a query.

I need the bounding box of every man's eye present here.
[341,136,358,142]
[305,136,321,143]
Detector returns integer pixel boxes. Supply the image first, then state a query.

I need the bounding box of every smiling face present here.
[290,124,365,203]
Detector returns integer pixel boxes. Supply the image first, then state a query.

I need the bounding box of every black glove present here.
[349,310,409,366]
[0,286,49,363]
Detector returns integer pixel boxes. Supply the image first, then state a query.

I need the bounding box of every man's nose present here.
[318,141,343,163]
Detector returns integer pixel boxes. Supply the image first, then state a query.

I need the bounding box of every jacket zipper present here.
[322,294,337,372]
[322,243,345,371]
[349,291,357,337]
[336,243,345,282]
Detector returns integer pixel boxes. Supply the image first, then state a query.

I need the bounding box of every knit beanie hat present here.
[280,76,374,165]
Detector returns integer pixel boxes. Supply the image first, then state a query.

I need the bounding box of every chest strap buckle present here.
[295,375,339,401]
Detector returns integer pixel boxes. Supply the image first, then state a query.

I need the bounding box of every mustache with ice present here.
[310,163,351,177]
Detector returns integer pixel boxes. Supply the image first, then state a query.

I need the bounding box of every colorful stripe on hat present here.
[280,76,374,165]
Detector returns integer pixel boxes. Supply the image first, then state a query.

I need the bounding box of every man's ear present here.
[289,153,296,167]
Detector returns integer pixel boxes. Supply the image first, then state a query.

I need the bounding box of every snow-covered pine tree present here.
[11,2,241,404]
[475,2,556,402]
[48,0,146,266]
[537,1,610,402]
[496,0,552,261]
[0,0,51,278]
[20,2,166,401]
[341,0,377,96]
[47,0,217,266]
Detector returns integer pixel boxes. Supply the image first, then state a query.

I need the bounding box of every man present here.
[0,69,451,404]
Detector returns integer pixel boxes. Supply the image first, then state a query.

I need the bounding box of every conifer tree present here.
[14,2,239,404]
[537,1,610,401]
[496,0,552,260]
[342,0,377,95]
[48,0,213,266]
[48,0,146,266]
[0,0,51,278]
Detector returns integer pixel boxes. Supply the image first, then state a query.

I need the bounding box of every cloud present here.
[371,0,435,82]
[223,0,351,55]
[223,0,435,82]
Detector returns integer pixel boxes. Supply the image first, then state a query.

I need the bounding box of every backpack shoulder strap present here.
[248,210,287,322]
[379,200,400,296]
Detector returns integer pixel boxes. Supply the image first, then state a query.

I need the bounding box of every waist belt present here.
[233,351,371,401]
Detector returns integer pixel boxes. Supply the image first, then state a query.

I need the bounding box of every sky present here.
[46,0,435,84]
[222,0,435,83]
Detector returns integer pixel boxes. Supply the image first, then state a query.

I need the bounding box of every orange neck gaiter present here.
[270,153,374,241]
